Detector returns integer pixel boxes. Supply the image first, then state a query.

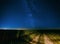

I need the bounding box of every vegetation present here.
[0,30,60,44]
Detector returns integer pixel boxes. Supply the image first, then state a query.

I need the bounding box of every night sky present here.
[0,0,60,28]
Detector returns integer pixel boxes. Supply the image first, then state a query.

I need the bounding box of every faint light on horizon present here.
[0,28,29,30]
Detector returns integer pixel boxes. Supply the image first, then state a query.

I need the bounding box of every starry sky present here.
[0,0,60,28]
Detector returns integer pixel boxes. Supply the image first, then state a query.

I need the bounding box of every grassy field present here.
[0,30,60,44]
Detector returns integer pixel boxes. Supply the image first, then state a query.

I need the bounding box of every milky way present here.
[0,0,60,28]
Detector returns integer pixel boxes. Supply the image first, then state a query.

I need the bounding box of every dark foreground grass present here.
[0,29,60,44]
